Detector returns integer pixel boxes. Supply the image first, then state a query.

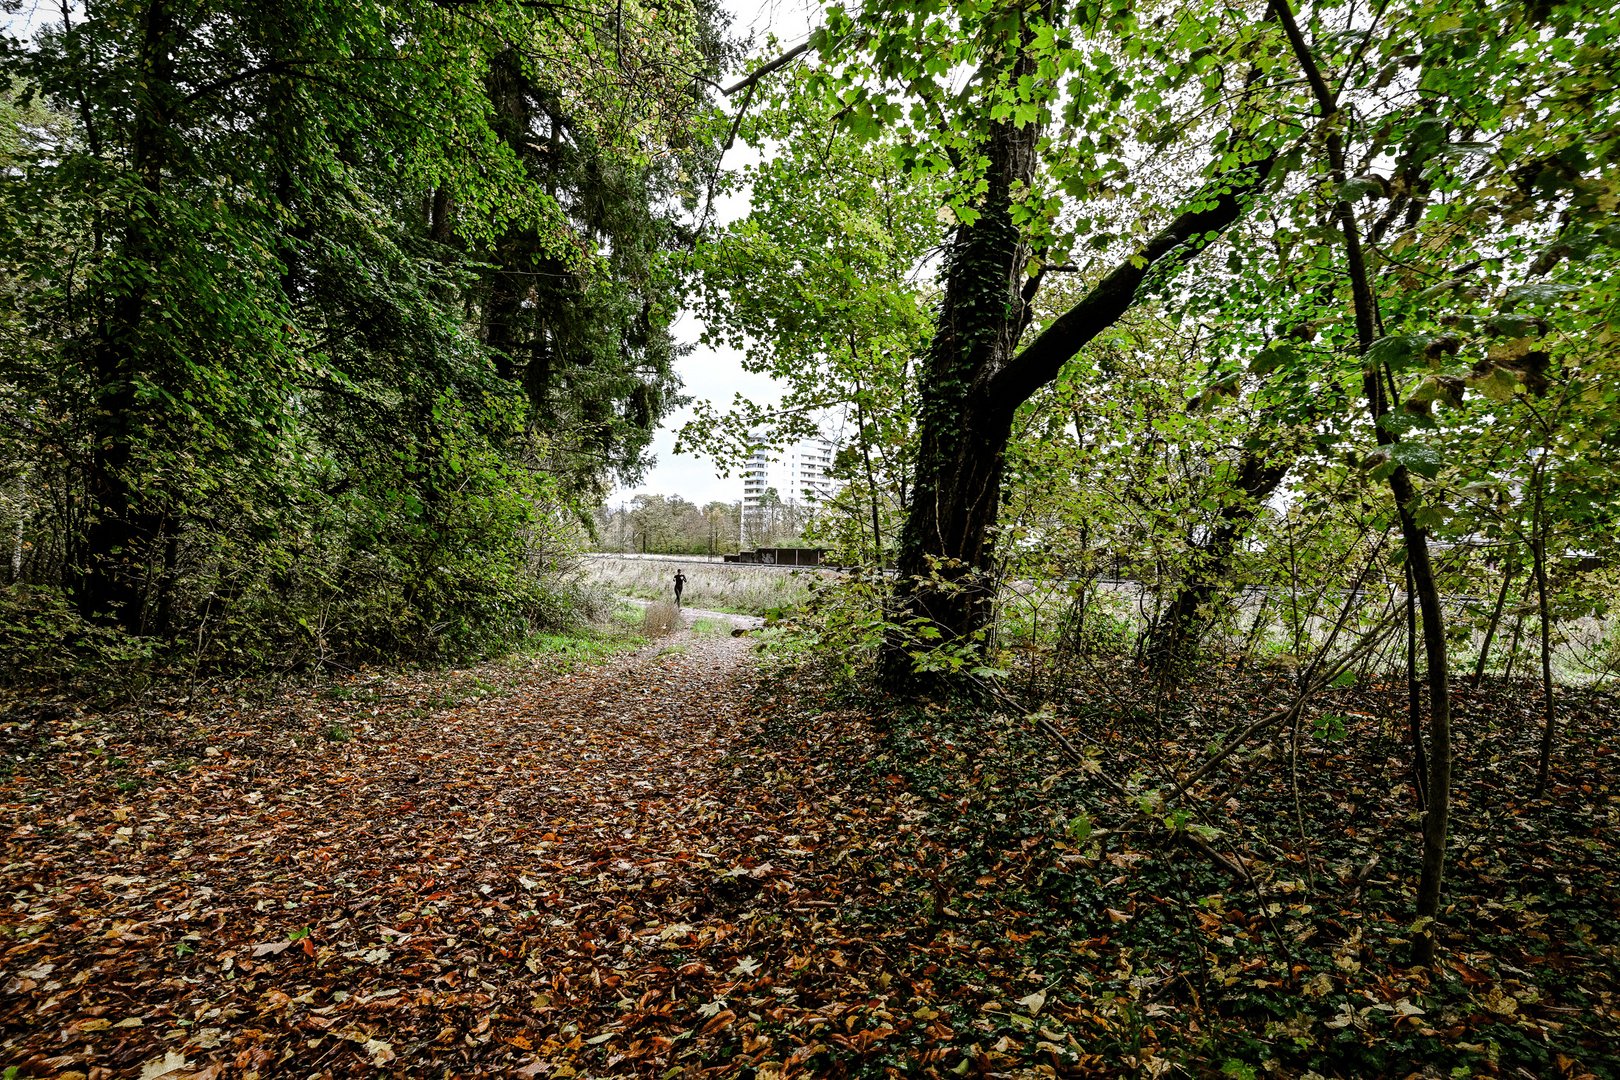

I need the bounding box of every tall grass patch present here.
[581,557,818,617]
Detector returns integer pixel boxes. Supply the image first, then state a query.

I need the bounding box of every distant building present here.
[741,434,836,546]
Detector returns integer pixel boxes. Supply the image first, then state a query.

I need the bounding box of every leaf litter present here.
[5,632,1020,1078]
[2,637,1617,1077]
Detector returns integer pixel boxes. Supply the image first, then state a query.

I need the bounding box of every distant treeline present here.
[594,494,810,555]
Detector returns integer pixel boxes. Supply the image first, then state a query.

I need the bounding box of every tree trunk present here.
[1235,587,1271,673]
[10,466,26,583]
[1502,572,1533,682]
[1405,559,1428,810]
[848,362,887,570]
[1067,517,1092,656]
[150,517,181,639]
[430,185,454,246]
[1472,558,1516,687]
[1401,481,1452,965]
[76,0,175,630]
[879,77,1037,692]
[1271,0,1450,964]
[1532,461,1556,794]
[1147,449,1290,669]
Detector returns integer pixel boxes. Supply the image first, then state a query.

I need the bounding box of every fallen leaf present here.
[139,1050,189,1080]
[1017,989,1047,1016]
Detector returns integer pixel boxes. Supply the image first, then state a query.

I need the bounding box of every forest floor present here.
[2,624,1618,1078]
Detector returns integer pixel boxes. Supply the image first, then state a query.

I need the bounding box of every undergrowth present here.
[747,642,1620,1077]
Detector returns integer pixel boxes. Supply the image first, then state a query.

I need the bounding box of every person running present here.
[673,570,686,608]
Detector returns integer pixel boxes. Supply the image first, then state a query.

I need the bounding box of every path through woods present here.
[1,627,930,1078]
[9,628,1620,1078]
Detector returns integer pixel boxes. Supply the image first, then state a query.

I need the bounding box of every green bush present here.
[2,418,603,683]
[0,586,154,688]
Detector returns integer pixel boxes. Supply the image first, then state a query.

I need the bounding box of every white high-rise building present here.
[741,434,836,545]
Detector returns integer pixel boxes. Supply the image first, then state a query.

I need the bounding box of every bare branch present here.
[722,40,811,97]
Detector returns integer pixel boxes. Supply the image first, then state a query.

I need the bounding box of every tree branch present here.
[692,80,756,242]
[723,40,811,97]
[988,153,1276,410]
[181,58,315,105]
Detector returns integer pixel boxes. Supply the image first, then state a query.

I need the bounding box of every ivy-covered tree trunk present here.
[879,141,1275,693]
[1147,449,1291,669]
[880,109,1036,691]
[76,0,175,631]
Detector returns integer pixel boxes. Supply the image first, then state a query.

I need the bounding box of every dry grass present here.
[641,600,683,636]
[581,557,819,617]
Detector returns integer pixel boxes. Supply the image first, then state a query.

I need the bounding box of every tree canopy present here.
[1,0,730,668]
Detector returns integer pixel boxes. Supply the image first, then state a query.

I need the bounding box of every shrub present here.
[0,586,155,689]
[641,601,683,637]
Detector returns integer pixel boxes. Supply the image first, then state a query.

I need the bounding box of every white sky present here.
[608,0,823,508]
[2,9,33,44]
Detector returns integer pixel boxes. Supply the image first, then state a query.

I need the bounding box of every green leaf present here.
[1312,714,1348,741]
[1469,365,1521,402]
[1366,333,1431,370]
[1506,282,1576,305]
[1336,175,1386,201]
[1387,441,1445,479]
[1249,343,1298,376]
[1405,374,1465,410]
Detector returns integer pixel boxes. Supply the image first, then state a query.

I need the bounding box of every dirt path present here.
[0,632,908,1078]
[618,596,766,631]
[21,628,1613,1077]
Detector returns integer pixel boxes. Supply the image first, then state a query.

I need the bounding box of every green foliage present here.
[513,625,644,668]
[0,0,729,681]
[681,65,939,567]
[757,563,1013,694]
[1312,714,1349,742]
[753,571,891,689]
[0,587,154,687]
